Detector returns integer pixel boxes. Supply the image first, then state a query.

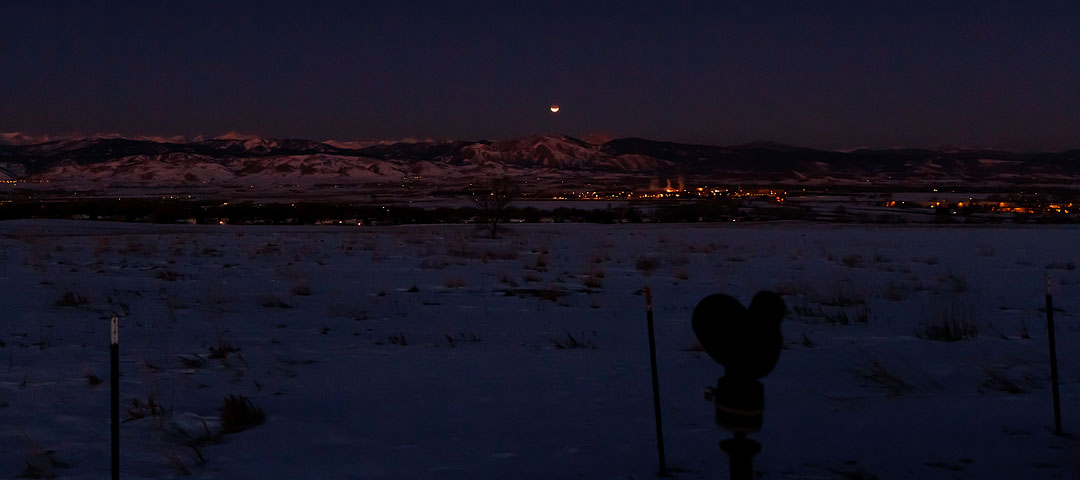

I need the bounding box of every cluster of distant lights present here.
[882,199,1075,214]
[550,187,785,201]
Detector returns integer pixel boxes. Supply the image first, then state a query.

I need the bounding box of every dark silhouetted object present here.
[644,287,668,476]
[693,291,785,480]
[1046,276,1062,435]
[110,316,119,480]
[472,177,517,238]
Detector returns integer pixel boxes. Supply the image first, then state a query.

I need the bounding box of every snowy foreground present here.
[0,220,1077,479]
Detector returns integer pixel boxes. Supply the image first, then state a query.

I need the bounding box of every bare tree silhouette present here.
[473,177,517,238]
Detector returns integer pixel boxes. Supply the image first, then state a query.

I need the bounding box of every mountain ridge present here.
[1,134,1079,188]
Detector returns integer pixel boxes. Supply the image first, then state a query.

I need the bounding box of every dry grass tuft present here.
[857,359,911,396]
[291,282,312,296]
[419,257,455,270]
[840,254,863,268]
[55,291,90,307]
[936,272,968,293]
[551,331,597,349]
[386,332,408,346]
[583,272,603,289]
[583,266,605,288]
[533,254,549,271]
[920,295,978,341]
[673,268,690,280]
[19,438,68,480]
[635,256,660,276]
[156,270,184,281]
[219,395,266,434]
[882,279,907,301]
[915,255,939,265]
[980,366,1028,395]
[824,305,869,325]
[443,331,482,347]
[442,277,467,289]
[774,280,806,297]
[1046,261,1077,271]
[126,394,170,421]
[258,293,292,309]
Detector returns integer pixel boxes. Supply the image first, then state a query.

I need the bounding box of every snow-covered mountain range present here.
[1,133,1079,190]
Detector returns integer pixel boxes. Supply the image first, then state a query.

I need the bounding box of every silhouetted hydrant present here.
[692,291,785,480]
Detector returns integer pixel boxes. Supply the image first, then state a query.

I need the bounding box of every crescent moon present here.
[550,104,560,113]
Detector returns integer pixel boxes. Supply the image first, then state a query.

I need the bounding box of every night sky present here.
[2,1,1078,150]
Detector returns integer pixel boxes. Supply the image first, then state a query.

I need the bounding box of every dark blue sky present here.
[2,1,1078,150]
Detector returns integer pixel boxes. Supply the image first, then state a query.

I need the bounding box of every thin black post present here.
[1046,276,1062,436]
[110,316,119,480]
[645,287,668,475]
[720,432,761,480]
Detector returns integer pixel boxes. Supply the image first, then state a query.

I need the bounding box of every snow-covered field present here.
[0,220,1077,479]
